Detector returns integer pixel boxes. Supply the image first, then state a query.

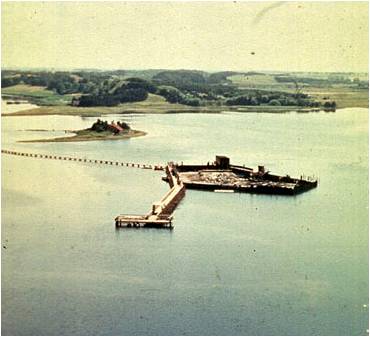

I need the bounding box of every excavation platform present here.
[116,155,318,229]
[163,156,318,195]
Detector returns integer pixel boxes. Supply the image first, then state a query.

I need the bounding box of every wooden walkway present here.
[115,163,185,229]
[1,149,164,171]
[2,148,185,229]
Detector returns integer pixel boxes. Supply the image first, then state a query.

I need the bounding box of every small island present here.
[20,119,146,143]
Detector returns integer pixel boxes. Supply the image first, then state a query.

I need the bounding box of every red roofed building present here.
[107,122,124,134]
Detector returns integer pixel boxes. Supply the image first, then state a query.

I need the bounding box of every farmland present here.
[2,84,73,106]
[1,69,368,116]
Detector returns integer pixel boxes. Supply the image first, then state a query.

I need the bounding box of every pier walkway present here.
[115,163,185,229]
[2,148,185,229]
[1,149,164,171]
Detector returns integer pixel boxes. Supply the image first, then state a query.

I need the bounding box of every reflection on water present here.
[2,105,369,335]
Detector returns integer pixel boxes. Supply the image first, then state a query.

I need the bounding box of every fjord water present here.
[2,107,368,335]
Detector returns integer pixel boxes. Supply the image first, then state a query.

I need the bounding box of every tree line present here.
[2,69,334,109]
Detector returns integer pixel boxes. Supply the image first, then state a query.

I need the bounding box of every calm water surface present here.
[1,99,39,115]
[2,106,368,335]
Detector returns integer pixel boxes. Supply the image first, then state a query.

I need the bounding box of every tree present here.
[260,95,270,104]
[323,101,336,111]
[250,97,259,106]
[1,77,21,88]
[125,78,157,93]
[55,82,66,95]
[268,99,281,106]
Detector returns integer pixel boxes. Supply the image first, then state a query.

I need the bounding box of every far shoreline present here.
[2,85,368,118]
[1,102,341,118]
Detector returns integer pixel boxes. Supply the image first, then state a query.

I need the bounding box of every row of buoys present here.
[1,149,164,171]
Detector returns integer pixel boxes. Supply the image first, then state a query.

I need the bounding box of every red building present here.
[107,122,124,134]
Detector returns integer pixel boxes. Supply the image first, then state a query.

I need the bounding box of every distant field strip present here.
[1,149,164,171]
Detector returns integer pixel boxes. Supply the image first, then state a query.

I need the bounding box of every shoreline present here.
[18,129,147,143]
[2,87,368,118]
[1,103,347,118]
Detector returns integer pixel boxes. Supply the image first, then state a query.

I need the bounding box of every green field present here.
[2,84,73,106]
[304,86,369,109]
[228,74,368,109]
[229,73,297,92]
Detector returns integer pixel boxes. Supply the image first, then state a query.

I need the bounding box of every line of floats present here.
[1,149,164,171]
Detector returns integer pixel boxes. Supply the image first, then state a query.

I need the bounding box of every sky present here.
[1,1,369,73]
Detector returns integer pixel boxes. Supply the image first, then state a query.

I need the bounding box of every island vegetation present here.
[2,68,368,117]
[20,119,146,143]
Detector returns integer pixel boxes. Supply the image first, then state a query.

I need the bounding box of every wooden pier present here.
[3,150,318,229]
[115,163,185,229]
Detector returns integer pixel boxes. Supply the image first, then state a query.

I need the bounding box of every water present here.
[1,99,39,115]
[2,105,368,335]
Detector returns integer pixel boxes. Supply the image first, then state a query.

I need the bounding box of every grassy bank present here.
[19,129,146,143]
